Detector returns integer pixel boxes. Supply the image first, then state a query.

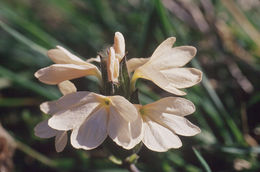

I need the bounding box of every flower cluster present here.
[34,32,202,152]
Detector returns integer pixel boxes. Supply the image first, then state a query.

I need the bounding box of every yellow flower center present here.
[100,97,111,108]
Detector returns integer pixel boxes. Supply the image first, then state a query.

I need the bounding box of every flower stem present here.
[125,164,140,172]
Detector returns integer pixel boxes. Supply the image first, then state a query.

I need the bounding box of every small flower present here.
[130,37,203,95]
[135,97,200,152]
[34,46,102,85]
[34,80,76,152]
[41,91,142,150]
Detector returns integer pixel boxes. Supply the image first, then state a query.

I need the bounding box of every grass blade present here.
[192,147,212,172]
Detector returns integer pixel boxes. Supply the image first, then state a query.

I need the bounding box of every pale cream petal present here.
[151,37,176,59]
[113,32,125,61]
[107,47,119,82]
[40,91,92,114]
[47,48,86,65]
[110,96,138,121]
[142,116,182,152]
[34,119,57,138]
[70,127,81,149]
[135,67,202,95]
[155,114,201,136]
[58,80,77,95]
[144,97,195,116]
[49,46,87,65]
[86,55,101,63]
[108,106,133,149]
[48,92,100,130]
[150,42,197,68]
[128,113,143,148]
[34,64,100,85]
[48,102,100,130]
[160,68,202,88]
[70,107,108,150]
[55,131,67,152]
[126,58,150,73]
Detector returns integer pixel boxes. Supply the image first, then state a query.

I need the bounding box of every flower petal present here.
[136,67,202,95]
[150,37,196,68]
[70,107,108,150]
[110,96,138,121]
[108,106,134,149]
[34,64,100,85]
[55,131,68,152]
[107,47,119,82]
[155,114,201,136]
[127,58,150,73]
[48,92,100,130]
[40,91,92,114]
[142,115,182,152]
[47,46,87,65]
[144,97,195,116]
[34,119,57,138]
[86,55,101,63]
[113,32,125,61]
[128,113,143,148]
[58,80,77,95]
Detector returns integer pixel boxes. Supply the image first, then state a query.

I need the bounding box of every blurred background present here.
[1,0,260,171]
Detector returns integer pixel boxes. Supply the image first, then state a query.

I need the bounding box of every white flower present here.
[130,37,203,95]
[34,80,76,152]
[41,92,142,150]
[34,46,102,85]
[135,97,200,152]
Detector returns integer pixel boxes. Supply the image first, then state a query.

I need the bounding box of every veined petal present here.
[160,68,202,89]
[34,119,57,138]
[144,97,195,116]
[128,113,143,148]
[47,46,87,65]
[155,114,201,136]
[110,96,138,121]
[48,102,100,131]
[58,80,77,96]
[40,91,93,114]
[34,64,100,85]
[70,107,108,150]
[55,131,68,152]
[151,37,176,59]
[142,115,182,152]
[114,32,125,61]
[35,64,99,85]
[48,92,100,130]
[127,58,150,73]
[108,106,135,149]
[150,37,196,68]
[135,67,202,95]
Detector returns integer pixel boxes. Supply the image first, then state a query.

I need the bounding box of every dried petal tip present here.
[114,32,125,61]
